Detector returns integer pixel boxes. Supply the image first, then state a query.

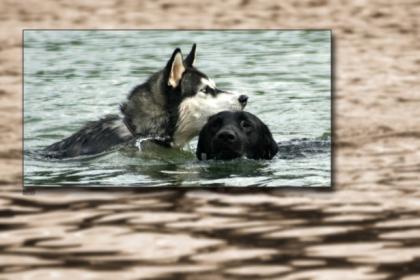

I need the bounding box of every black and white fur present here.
[196,111,278,160]
[45,44,248,158]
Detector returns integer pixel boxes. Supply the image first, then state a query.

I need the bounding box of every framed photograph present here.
[23,30,331,187]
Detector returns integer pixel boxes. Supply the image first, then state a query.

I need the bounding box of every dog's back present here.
[44,115,132,158]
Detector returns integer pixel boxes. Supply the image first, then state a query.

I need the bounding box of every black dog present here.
[196,111,278,160]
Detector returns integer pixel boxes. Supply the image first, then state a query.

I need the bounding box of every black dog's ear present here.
[165,48,185,88]
[184,43,196,67]
[258,123,278,159]
[196,123,211,160]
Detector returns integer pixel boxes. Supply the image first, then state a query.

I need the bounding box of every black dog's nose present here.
[217,130,237,143]
[238,95,248,106]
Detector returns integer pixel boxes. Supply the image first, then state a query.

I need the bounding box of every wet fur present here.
[44,115,132,158]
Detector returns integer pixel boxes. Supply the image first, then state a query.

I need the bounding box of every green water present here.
[24,30,331,187]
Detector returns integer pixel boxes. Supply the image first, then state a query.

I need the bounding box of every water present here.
[23,30,331,187]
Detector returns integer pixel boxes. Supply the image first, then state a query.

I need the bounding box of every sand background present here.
[1,0,420,279]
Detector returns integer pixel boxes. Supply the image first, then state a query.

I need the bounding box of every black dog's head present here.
[196,111,278,160]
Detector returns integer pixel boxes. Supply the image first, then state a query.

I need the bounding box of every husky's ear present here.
[166,48,185,88]
[184,43,196,67]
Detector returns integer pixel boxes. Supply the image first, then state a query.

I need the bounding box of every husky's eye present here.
[201,86,213,95]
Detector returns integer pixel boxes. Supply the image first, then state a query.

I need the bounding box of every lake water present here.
[23,30,331,187]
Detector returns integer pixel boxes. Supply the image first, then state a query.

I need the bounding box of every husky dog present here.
[45,44,248,158]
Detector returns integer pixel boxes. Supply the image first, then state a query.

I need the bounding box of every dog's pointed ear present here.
[166,48,185,88]
[184,43,196,67]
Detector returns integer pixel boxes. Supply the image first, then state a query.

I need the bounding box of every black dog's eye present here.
[210,117,222,130]
[240,120,252,131]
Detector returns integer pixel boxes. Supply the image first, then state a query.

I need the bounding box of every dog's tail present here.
[44,114,133,158]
